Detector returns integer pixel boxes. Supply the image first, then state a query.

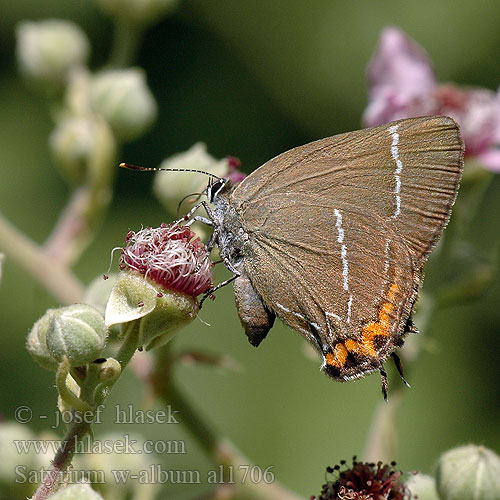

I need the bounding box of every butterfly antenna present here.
[120,162,223,181]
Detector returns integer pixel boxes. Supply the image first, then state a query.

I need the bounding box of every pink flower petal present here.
[364,27,437,127]
[477,149,500,172]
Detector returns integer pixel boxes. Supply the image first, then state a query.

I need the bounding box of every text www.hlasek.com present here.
[15,465,276,485]
[13,434,186,456]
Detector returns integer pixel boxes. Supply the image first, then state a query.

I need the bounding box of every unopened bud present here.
[89,68,157,142]
[26,308,59,371]
[46,304,107,367]
[405,473,439,500]
[95,357,121,382]
[0,422,38,499]
[16,19,89,88]
[50,114,116,186]
[46,483,105,499]
[153,143,230,215]
[436,444,500,500]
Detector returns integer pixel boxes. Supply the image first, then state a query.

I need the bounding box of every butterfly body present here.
[207,116,464,390]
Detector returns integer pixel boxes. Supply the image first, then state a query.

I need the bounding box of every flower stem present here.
[31,419,90,500]
[107,17,143,69]
[56,358,93,412]
[0,211,84,303]
[94,320,140,405]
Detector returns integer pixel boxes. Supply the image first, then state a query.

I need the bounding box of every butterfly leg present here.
[174,200,215,225]
[234,275,275,347]
[185,215,212,227]
[379,367,389,403]
[199,273,239,309]
[390,352,411,388]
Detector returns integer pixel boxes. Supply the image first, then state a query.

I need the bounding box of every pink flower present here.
[120,223,213,298]
[364,27,500,172]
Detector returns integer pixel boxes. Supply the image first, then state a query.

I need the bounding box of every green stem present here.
[94,321,140,405]
[107,17,144,69]
[56,358,92,412]
[0,212,84,304]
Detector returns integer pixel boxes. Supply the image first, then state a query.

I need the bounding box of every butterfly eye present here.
[207,179,225,202]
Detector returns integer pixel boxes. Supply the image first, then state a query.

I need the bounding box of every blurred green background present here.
[0,1,499,498]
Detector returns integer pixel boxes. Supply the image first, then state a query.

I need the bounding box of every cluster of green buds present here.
[15,11,162,262]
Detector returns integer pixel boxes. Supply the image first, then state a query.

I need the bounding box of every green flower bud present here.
[97,0,179,26]
[16,19,90,89]
[50,114,116,186]
[406,473,439,500]
[89,69,157,142]
[46,304,107,367]
[46,483,104,500]
[26,308,59,371]
[49,111,116,186]
[153,143,230,215]
[0,422,38,499]
[436,445,500,500]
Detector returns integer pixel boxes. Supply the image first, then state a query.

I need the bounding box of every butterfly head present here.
[206,177,232,203]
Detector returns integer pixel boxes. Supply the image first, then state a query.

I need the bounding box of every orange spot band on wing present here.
[326,284,400,367]
[361,283,399,349]
[325,343,348,368]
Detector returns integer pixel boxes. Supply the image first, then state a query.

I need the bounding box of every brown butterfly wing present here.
[237,194,416,380]
[233,116,464,270]
[230,116,463,379]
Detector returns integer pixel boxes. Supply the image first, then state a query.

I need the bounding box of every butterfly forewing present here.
[233,116,464,268]
[230,116,463,380]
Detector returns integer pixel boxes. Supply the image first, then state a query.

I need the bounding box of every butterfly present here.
[124,116,464,399]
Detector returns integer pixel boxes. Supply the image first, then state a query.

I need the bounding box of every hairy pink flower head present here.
[364,27,500,172]
[313,458,412,500]
[120,223,213,298]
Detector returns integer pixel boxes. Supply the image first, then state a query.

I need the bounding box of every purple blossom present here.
[364,27,500,172]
